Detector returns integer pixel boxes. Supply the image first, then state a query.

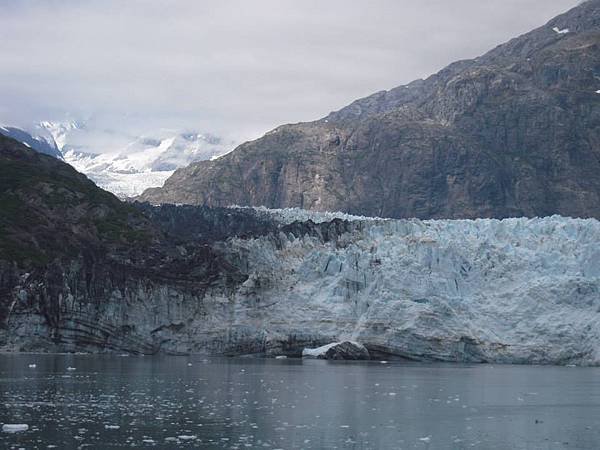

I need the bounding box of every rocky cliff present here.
[139,0,600,220]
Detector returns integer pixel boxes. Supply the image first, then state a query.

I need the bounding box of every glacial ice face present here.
[224,215,600,364]
[233,206,385,224]
[4,213,599,365]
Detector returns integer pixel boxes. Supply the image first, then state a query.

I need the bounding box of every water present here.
[1,355,599,449]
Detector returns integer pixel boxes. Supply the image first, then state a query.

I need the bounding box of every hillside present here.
[0,135,268,351]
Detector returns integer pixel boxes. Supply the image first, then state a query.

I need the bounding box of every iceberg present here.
[2,424,29,433]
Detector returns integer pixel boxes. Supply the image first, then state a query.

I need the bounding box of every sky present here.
[0,0,581,144]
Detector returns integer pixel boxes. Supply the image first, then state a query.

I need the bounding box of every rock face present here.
[303,341,370,360]
[140,0,600,220]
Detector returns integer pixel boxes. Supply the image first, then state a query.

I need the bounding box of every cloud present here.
[0,0,580,144]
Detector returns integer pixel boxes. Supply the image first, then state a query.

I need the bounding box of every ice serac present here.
[214,210,600,365]
[139,0,600,220]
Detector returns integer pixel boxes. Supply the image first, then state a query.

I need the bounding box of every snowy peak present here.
[56,124,236,197]
[1,118,236,198]
[38,120,82,150]
[0,125,63,160]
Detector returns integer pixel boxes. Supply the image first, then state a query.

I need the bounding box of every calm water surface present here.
[0,354,599,449]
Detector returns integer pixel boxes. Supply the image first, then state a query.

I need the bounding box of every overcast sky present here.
[0,0,580,142]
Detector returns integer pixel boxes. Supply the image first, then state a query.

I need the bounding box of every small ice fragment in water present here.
[380,361,388,364]
[178,435,197,440]
[104,425,120,430]
[2,424,29,433]
[275,356,287,359]
[28,364,36,368]
[187,363,193,366]
[67,367,76,371]
[419,436,431,442]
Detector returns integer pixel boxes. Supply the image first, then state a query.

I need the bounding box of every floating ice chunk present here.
[380,360,389,364]
[275,355,287,359]
[28,364,36,368]
[104,425,120,430]
[178,435,197,440]
[302,341,369,360]
[595,90,600,94]
[187,363,193,366]
[66,367,76,371]
[552,26,569,34]
[419,436,432,442]
[2,424,29,433]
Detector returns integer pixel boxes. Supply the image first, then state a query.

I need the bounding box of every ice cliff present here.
[220,212,600,364]
[3,210,600,365]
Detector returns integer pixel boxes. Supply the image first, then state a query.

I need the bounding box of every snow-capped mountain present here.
[0,125,63,159]
[60,130,235,197]
[7,120,236,198]
[38,120,81,150]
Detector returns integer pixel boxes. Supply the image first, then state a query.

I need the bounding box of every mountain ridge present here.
[139,0,600,220]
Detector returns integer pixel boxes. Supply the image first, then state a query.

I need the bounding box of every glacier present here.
[3,211,600,365]
[215,213,600,364]
[3,120,238,198]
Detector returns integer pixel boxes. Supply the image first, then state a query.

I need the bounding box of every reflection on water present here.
[1,354,599,449]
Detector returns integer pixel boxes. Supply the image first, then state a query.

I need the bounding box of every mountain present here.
[4,120,236,198]
[39,120,236,197]
[139,0,600,219]
[61,131,235,197]
[0,132,272,352]
[0,125,63,160]
[1,133,600,364]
